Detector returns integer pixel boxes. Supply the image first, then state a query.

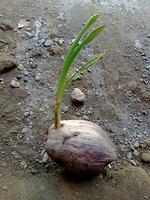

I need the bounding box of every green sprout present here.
[54,14,105,129]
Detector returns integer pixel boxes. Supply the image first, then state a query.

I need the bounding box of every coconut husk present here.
[45,120,117,173]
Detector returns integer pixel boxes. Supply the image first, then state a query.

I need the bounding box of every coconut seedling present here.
[45,14,117,173]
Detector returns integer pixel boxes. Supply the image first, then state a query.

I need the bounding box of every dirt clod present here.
[127,80,138,91]
[141,152,150,163]
[0,53,18,74]
[0,20,13,31]
[48,44,62,55]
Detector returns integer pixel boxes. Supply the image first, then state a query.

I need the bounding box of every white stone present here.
[71,88,85,103]
[44,38,53,47]
[10,80,20,88]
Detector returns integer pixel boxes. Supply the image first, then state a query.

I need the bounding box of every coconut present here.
[45,120,117,173]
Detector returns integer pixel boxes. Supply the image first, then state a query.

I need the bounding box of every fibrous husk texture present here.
[45,120,117,173]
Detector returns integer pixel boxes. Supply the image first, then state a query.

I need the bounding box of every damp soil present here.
[0,0,150,199]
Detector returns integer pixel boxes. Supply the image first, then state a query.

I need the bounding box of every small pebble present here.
[18,64,24,70]
[44,38,53,47]
[126,152,132,160]
[30,168,38,174]
[21,127,30,134]
[71,88,86,103]
[24,111,30,117]
[62,105,69,113]
[130,160,137,166]
[2,186,7,191]
[16,73,23,79]
[23,77,28,82]
[34,75,40,82]
[10,80,20,88]
[30,63,37,68]
[20,160,27,168]
[74,112,80,117]
[134,141,140,148]
[42,152,49,163]
[141,110,147,115]
[82,115,88,120]
[127,80,138,91]
[23,70,29,76]
[39,38,45,44]
[133,149,139,157]
[145,65,150,70]
[58,38,64,45]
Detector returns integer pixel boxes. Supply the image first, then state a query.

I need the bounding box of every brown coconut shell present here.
[45,120,117,173]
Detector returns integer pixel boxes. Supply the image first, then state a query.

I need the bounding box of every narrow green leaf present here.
[66,25,105,72]
[64,54,104,90]
[56,14,101,98]
[65,14,101,63]
[82,25,105,45]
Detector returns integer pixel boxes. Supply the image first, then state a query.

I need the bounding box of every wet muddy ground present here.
[0,0,150,199]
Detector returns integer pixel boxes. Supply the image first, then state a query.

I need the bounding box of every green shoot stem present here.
[53,14,104,129]
[54,97,62,129]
